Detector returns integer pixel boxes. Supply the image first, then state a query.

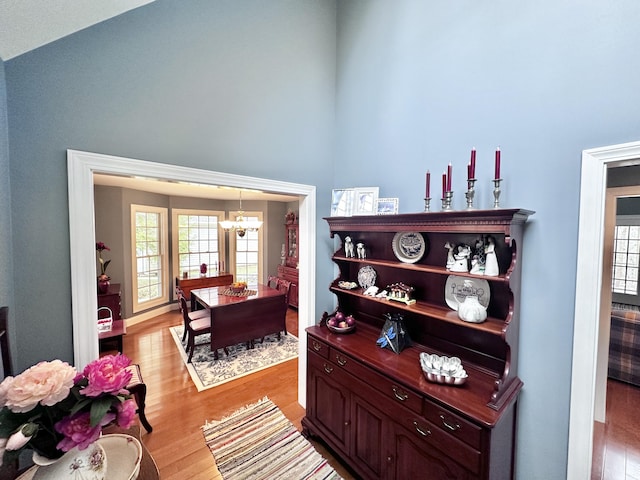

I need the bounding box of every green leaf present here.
[89,397,114,427]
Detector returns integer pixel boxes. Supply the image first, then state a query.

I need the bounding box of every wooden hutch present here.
[302,209,533,479]
[277,210,299,308]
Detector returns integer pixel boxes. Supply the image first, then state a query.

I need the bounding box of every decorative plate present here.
[357,265,377,288]
[444,275,490,311]
[392,232,426,264]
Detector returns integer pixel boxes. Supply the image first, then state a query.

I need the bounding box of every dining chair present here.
[176,287,208,342]
[0,306,13,378]
[125,363,153,433]
[180,297,228,362]
[267,275,279,289]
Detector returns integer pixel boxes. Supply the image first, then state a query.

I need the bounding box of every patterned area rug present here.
[203,397,342,480]
[169,326,298,391]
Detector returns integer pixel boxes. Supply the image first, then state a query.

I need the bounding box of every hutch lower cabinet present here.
[302,209,532,480]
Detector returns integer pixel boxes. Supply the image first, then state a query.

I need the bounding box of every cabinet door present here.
[308,361,350,453]
[391,423,475,480]
[351,394,387,479]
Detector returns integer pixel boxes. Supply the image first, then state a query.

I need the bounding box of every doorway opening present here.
[568,140,640,478]
[67,149,316,406]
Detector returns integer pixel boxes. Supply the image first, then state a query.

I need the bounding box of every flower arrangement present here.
[96,242,111,280]
[0,354,136,465]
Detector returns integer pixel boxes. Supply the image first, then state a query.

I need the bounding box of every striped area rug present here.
[202,397,342,480]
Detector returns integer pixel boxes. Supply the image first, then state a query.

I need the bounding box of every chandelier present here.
[220,191,263,237]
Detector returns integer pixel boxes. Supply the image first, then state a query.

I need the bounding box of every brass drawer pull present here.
[312,340,322,352]
[323,363,333,374]
[439,414,461,431]
[335,354,347,366]
[413,421,431,437]
[392,386,409,402]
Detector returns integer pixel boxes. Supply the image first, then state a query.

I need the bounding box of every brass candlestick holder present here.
[465,179,476,210]
[492,179,502,209]
[441,191,453,211]
[424,197,431,212]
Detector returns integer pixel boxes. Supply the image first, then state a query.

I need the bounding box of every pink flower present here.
[115,399,136,428]
[6,423,37,450]
[1,360,76,413]
[55,411,115,452]
[79,355,132,397]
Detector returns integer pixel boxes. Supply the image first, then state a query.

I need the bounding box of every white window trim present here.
[228,210,263,284]
[131,204,169,313]
[171,208,226,286]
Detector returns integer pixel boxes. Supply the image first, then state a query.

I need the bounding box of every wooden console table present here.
[98,283,125,353]
[176,273,233,300]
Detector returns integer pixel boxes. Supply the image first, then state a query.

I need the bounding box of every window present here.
[172,209,225,279]
[229,212,263,285]
[131,205,168,312]
[612,215,640,304]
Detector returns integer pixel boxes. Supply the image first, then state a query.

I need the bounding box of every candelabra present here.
[465,179,476,210]
[441,191,453,211]
[424,197,431,212]
[492,179,502,209]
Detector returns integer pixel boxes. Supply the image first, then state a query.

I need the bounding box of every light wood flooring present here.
[119,308,357,480]
[592,378,640,479]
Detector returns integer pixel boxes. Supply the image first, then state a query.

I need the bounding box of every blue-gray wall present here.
[4,0,640,478]
[4,0,336,364]
[334,1,640,478]
[0,57,15,363]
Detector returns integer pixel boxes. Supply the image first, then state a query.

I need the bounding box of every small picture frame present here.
[353,187,380,216]
[330,188,356,217]
[377,197,399,215]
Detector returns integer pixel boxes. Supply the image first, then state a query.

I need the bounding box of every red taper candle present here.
[447,163,452,192]
[470,148,476,178]
[442,173,446,198]
[495,147,501,179]
[426,171,431,198]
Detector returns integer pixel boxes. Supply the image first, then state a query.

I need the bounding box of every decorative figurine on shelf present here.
[386,282,416,305]
[344,236,355,258]
[445,242,455,270]
[484,236,499,276]
[200,263,207,276]
[470,238,486,275]
[450,244,471,273]
[356,242,366,259]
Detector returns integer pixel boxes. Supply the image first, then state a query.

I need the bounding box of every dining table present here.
[190,283,288,357]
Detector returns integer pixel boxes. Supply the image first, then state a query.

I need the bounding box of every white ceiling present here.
[0,0,157,61]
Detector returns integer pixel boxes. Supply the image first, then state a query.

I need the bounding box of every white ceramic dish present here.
[444,275,490,311]
[27,434,142,480]
[391,232,426,263]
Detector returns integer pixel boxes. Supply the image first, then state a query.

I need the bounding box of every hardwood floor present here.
[592,378,640,479]
[120,308,357,480]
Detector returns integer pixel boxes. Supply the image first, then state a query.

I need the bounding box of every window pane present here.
[176,213,222,276]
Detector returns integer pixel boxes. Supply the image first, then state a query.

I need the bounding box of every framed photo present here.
[377,197,399,215]
[330,188,355,217]
[353,187,380,216]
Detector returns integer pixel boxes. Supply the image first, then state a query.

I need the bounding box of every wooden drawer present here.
[308,336,329,359]
[329,347,422,414]
[396,411,482,475]
[423,398,483,450]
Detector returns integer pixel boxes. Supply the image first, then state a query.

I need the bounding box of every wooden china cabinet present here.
[302,209,533,480]
[277,210,299,308]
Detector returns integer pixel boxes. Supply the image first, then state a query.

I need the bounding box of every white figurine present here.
[450,244,471,273]
[484,237,499,276]
[356,242,366,259]
[445,242,455,270]
[344,236,355,258]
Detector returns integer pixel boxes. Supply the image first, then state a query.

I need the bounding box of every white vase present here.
[458,295,487,323]
[32,442,107,480]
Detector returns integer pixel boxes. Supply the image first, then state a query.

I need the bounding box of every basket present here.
[97,306,114,333]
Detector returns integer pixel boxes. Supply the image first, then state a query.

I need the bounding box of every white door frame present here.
[67,149,316,406]
[568,140,640,479]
